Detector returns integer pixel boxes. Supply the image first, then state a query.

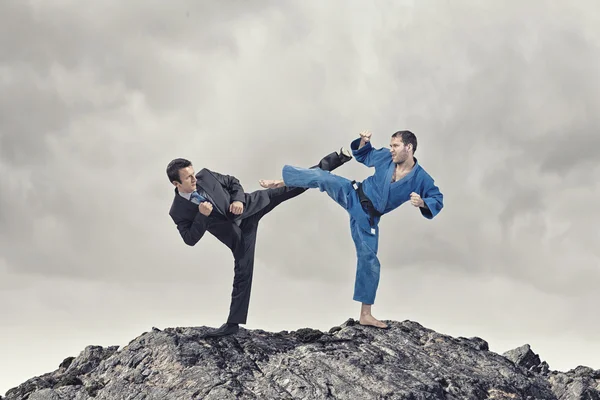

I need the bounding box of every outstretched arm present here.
[350,130,391,167]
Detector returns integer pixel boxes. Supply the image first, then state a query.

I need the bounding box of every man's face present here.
[174,166,197,193]
[390,137,410,164]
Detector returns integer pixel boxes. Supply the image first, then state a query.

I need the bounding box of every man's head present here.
[166,158,196,194]
[390,130,417,164]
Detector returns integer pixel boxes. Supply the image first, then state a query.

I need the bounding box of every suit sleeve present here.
[350,138,391,167]
[419,179,444,220]
[210,170,246,204]
[172,212,209,246]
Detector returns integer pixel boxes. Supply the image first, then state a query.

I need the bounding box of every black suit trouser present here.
[225,151,348,324]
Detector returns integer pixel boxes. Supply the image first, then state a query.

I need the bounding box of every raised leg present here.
[281,165,354,210]
[255,150,353,218]
[314,148,352,171]
[259,149,351,189]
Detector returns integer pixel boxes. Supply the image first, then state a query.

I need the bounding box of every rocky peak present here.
[3,319,599,399]
[503,344,550,375]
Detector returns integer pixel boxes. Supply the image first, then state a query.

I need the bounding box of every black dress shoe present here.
[203,323,239,338]
[339,147,353,163]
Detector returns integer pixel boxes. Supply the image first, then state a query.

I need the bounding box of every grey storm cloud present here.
[0,0,598,292]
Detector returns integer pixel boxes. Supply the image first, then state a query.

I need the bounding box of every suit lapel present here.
[196,169,229,216]
[173,189,197,211]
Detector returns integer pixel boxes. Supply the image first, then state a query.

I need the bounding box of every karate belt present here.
[351,180,383,227]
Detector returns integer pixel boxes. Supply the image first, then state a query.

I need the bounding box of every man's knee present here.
[358,257,380,274]
[317,171,344,191]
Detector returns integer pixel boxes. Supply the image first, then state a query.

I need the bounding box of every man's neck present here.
[395,157,415,172]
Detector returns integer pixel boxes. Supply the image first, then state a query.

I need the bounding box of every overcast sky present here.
[1,0,600,394]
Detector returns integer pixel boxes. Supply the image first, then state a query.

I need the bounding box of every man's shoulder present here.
[168,193,180,216]
[168,190,189,218]
[414,163,438,183]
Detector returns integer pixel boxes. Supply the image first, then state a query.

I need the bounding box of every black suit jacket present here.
[169,168,272,248]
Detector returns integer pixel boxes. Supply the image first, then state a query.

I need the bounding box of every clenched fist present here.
[359,130,372,143]
[229,201,244,215]
[199,201,213,216]
[409,192,425,208]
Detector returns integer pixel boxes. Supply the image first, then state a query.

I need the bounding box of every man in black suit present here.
[167,149,352,337]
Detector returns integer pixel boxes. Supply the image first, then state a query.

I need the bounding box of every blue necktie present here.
[190,190,223,217]
[190,191,207,205]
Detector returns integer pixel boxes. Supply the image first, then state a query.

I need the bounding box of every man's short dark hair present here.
[166,158,192,183]
[391,130,417,154]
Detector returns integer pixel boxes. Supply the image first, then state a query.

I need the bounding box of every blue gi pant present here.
[282,165,382,304]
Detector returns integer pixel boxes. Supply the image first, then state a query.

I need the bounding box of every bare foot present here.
[359,314,388,329]
[259,179,285,189]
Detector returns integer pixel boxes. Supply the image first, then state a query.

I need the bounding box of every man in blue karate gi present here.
[260,130,444,328]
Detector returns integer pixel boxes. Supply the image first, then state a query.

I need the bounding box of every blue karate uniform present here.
[282,137,444,304]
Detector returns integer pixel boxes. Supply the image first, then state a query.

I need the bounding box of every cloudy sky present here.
[1,0,599,394]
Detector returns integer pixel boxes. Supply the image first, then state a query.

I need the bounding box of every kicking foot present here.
[359,314,388,329]
[339,147,353,162]
[259,179,285,189]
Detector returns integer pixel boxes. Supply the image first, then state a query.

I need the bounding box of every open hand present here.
[229,201,244,215]
[410,192,424,208]
[199,202,213,216]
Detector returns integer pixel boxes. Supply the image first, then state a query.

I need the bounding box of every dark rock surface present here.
[503,344,550,375]
[3,319,598,399]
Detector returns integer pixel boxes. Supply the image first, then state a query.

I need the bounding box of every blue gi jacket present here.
[350,138,444,220]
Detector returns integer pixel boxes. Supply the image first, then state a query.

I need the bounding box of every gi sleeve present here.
[419,179,444,219]
[350,137,391,167]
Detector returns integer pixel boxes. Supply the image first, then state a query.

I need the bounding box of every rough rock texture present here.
[503,344,551,375]
[3,319,599,399]
[547,367,600,400]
